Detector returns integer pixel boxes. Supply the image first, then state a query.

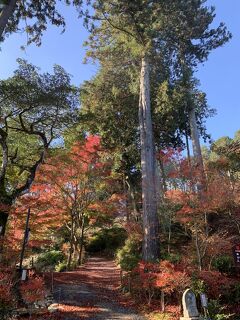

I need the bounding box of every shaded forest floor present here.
[46,257,146,319]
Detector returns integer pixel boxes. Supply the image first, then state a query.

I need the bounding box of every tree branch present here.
[101,10,137,40]
[12,150,45,199]
[0,0,17,40]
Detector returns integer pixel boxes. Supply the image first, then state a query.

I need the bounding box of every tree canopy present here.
[0,59,79,235]
[0,0,83,45]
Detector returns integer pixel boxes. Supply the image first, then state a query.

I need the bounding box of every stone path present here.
[52,257,146,320]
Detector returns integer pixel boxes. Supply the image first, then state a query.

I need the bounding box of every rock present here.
[38,300,47,308]
[16,308,29,316]
[48,303,59,313]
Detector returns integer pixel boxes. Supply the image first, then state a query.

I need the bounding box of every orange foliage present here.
[156,261,191,294]
[8,135,116,250]
[131,260,190,300]
[0,267,14,306]
[19,276,45,303]
[165,189,190,205]
[199,270,235,297]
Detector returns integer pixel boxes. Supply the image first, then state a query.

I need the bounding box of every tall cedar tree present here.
[167,1,231,187]
[82,0,230,261]
[83,0,179,262]
[80,37,216,224]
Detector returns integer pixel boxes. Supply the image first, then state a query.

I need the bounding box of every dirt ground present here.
[50,257,146,320]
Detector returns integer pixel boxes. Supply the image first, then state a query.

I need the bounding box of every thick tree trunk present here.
[189,105,208,242]
[185,131,191,167]
[139,55,160,261]
[189,107,205,187]
[185,131,195,193]
[0,0,17,40]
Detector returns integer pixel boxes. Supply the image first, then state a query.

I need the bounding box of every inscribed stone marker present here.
[180,289,199,320]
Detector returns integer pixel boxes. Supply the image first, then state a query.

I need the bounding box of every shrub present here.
[162,252,181,264]
[55,261,67,272]
[129,260,191,306]
[35,250,65,271]
[156,260,191,295]
[191,276,206,296]
[0,267,16,320]
[116,235,141,271]
[70,259,78,270]
[0,271,14,320]
[199,270,234,298]
[212,255,234,274]
[86,234,106,253]
[86,227,127,255]
[207,299,232,320]
[228,283,240,304]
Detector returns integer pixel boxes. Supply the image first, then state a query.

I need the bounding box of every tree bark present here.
[0,193,12,238]
[0,207,11,260]
[0,210,9,237]
[78,216,85,265]
[167,215,172,254]
[19,208,31,272]
[0,129,8,187]
[0,149,45,240]
[185,131,196,193]
[161,291,165,312]
[122,177,130,221]
[0,0,17,40]
[195,226,202,271]
[158,159,167,194]
[139,55,160,261]
[67,216,74,270]
[185,131,191,167]
[189,108,209,237]
[189,107,205,188]
[155,158,163,206]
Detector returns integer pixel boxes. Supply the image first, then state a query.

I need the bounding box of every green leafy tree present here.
[209,132,240,182]
[0,0,83,45]
[0,59,79,237]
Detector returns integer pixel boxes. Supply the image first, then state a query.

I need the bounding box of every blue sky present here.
[0,1,239,143]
